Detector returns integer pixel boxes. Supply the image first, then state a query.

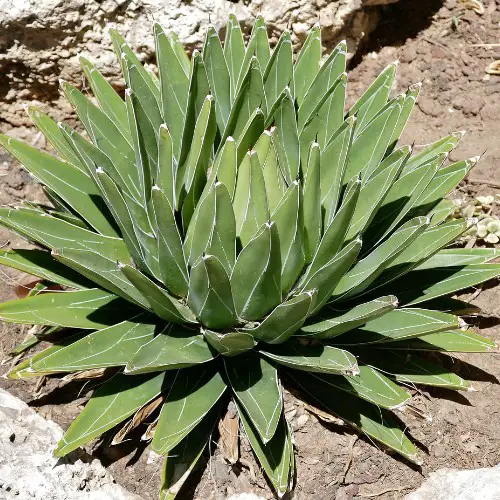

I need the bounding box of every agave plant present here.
[1,16,499,499]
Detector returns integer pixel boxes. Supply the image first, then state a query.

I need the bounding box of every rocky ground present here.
[1,0,500,499]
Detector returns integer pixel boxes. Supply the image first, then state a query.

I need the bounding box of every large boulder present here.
[0,388,141,500]
[405,465,500,500]
[0,0,396,133]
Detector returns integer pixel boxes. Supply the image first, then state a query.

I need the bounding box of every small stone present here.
[400,44,417,63]
[294,414,309,430]
[417,97,441,117]
[452,95,485,116]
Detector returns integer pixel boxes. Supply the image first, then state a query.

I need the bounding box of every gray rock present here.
[405,465,500,500]
[0,0,395,133]
[0,388,141,500]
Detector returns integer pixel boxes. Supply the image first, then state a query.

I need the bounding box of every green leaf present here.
[0,249,90,289]
[7,330,87,379]
[356,351,470,390]
[344,146,410,241]
[271,180,305,294]
[119,264,194,323]
[203,329,257,357]
[31,315,155,373]
[370,219,467,290]
[311,176,361,279]
[262,341,358,375]
[155,24,189,159]
[364,153,444,246]
[152,365,227,454]
[177,96,217,223]
[26,106,86,171]
[92,168,145,272]
[10,334,41,356]
[238,409,293,497]
[302,142,322,263]
[151,186,189,297]
[60,122,138,201]
[240,16,270,87]
[388,82,421,150]
[185,182,236,274]
[348,61,397,131]
[371,330,496,352]
[229,56,267,140]
[271,88,300,184]
[301,295,398,339]
[261,131,287,213]
[178,50,211,167]
[319,117,356,227]
[332,216,429,300]
[160,401,221,500]
[124,85,152,203]
[203,25,231,132]
[55,373,166,456]
[233,150,269,247]
[60,81,138,197]
[0,288,129,329]
[0,135,116,237]
[109,28,160,102]
[314,365,411,409]
[405,157,476,221]
[126,327,215,374]
[390,264,500,306]
[224,351,282,442]
[344,95,402,181]
[263,29,293,109]
[235,107,265,165]
[301,238,362,315]
[168,31,191,76]
[416,248,500,270]
[332,308,459,345]
[124,63,162,201]
[401,131,463,175]
[300,75,347,159]
[299,40,346,133]
[52,247,148,308]
[215,137,238,200]
[289,370,419,463]
[428,199,456,226]
[0,207,131,260]
[80,57,129,135]
[231,222,282,321]
[224,14,246,101]
[183,138,237,263]
[244,291,316,344]
[188,255,238,329]
[294,24,322,106]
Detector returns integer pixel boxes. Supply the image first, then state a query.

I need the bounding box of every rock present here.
[400,44,417,63]
[0,0,399,132]
[417,97,441,117]
[405,465,500,500]
[452,95,486,116]
[0,388,141,500]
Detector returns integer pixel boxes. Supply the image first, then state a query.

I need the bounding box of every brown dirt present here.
[1,0,500,499]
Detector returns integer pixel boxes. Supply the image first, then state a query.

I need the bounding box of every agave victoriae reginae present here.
[1,16,499,499]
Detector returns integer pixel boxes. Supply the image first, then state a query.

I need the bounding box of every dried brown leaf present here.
[218,401,239,464]
[112,395,164,445]
[62,367,108,382]
[304,402,344,425]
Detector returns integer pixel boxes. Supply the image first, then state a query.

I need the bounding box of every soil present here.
[1,0,500,499]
